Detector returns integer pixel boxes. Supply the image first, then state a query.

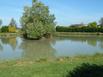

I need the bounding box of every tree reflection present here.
[56,36,98,47]
[0,40,3,51]
[20,38,56,60]
[55,36,87,43]
[0,37,17,50]
[99,39,103,48]
[87,38,97,47]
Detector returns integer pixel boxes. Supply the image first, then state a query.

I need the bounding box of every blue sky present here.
[0,0,103,27]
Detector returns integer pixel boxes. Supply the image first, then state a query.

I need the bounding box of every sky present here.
[0,0,103,27]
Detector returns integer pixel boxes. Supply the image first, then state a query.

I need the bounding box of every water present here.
[0,36,103,61]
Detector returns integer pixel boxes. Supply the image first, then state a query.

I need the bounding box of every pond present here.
[0,36,103,61]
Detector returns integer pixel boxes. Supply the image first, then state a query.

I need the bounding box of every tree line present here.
[1,0,103,40]
[56,18,103,32]
[0,18,17,33]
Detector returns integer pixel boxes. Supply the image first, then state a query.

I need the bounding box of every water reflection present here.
[0,36,103,61]
[0,40,3,51]
[1,37,17,50]
[20,39,56,60]
[53,37,103,57]
[0,37,23,60]
[55,36,103,47]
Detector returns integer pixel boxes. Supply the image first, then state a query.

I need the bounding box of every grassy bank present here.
[0,33,22,38]
[0,54,103,77]
[1,32,103,38]
[56,32,103,37]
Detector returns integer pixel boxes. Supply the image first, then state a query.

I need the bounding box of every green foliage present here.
[88,22,97,28]
[25,21,44,39]
[8,25,16,33]
[32,0,37,3]
[21,1,56,39]
[1,26,8,32]
[56,18,103,33]
[56,26,103,32]
[67,63,103,77]
[8,18,17,33]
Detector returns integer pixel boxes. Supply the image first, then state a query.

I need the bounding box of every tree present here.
[1,26,8,32]
[8,26,16,33]
[9,18,17,27]
[88,22,97,28]
[32,0,37,3]
[8,18,17,33]
[0,19,2,26]
[99,17,103,28]
[21,0,56,39]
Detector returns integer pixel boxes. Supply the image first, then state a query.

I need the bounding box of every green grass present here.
[0,54,103,77]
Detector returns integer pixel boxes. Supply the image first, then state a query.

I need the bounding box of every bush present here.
[66,63,103,77]
[56,26,103,32]
[1,26,8,32]
[8,25,16,33]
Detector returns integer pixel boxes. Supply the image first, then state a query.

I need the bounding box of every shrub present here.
[66,63,103,77]
[56,26,103,32]
[8,25,16,33]
[1,26,8,32]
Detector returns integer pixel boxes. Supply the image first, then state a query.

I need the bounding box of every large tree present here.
[21,0,56,39]
[88,22,97,28]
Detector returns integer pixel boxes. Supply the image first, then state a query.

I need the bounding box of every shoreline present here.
[0,33,22,38]
[0,32,103,38]
[0,53,102,63]
[56,32,103,37]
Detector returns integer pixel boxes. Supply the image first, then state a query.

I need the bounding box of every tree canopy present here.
[21,0,56,39]
[88,22,97,28]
